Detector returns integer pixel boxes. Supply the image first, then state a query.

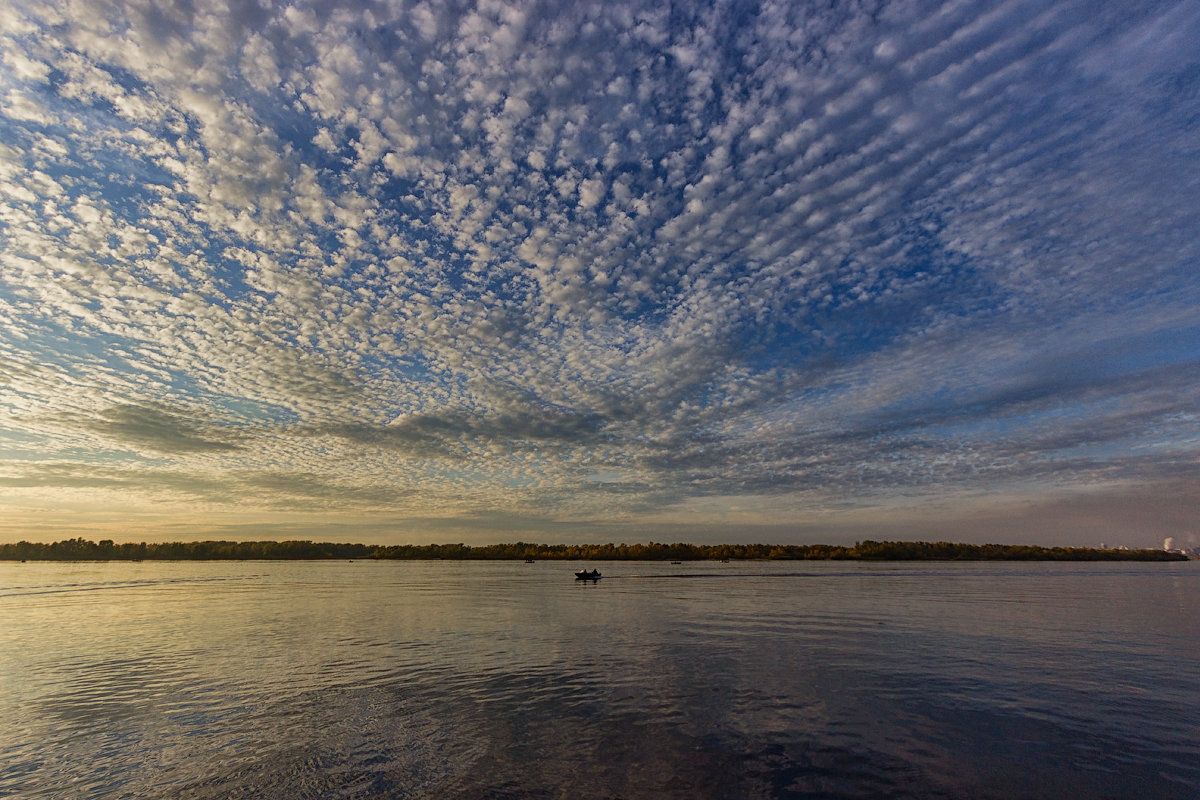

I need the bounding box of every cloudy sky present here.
[1,0,1197,547]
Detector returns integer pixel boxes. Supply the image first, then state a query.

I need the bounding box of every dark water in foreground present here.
[1,560,1197,799]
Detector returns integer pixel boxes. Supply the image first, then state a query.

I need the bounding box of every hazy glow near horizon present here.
[1,0,1198,546]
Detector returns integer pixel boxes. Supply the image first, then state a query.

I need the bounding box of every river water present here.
[1,559,1197,799]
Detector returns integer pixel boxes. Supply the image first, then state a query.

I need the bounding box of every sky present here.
[0,0,1198,548]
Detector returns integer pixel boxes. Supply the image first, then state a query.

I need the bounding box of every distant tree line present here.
[0,537,1186,561]
[846,539,1187,561]
[0,538,375,561]
[368,541,860,561]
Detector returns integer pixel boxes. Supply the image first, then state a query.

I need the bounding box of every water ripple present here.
[1,560,1197,799]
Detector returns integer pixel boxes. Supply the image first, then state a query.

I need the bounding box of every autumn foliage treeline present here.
[0,538,1186,561]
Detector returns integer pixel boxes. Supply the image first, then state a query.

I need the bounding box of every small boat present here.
[574,569,602,580]
[671,560,682,564]
[525,558,535,563]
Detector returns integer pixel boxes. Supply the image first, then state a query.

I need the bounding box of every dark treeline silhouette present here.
[0,537,1186,561]
[0,538,375,561]
[847,539,1186,561]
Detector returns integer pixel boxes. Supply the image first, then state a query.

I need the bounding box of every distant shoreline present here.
[0,538,1188,562]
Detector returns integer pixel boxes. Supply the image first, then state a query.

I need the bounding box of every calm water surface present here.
[1,559,1197,799]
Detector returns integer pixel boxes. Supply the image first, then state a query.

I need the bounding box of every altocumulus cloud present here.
[0,0,1198,545]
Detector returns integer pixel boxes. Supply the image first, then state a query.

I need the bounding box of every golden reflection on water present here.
[2,559,1198,799]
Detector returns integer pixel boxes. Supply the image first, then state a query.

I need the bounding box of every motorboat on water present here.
[574,569,601,580]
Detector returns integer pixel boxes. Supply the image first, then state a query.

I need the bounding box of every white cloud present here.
[2,88,54,124]
[0,0,1196,543]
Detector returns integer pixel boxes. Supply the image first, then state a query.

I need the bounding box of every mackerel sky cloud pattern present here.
[1,0,1198,544]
